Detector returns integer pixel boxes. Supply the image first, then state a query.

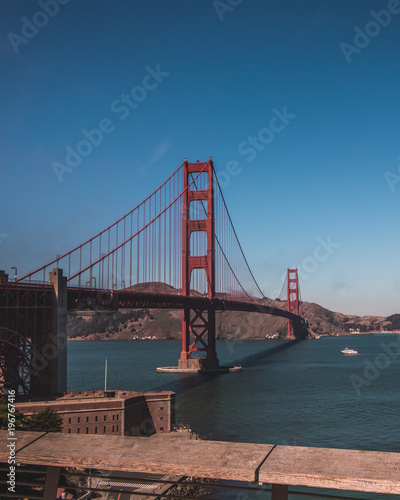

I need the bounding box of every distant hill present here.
[68,290,398,341]
[298,302,393,337]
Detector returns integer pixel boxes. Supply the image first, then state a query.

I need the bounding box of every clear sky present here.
[1,0,399,317]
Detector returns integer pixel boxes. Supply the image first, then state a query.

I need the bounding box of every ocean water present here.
[67,335,400,498]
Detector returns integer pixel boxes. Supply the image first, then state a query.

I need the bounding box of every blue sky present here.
[1,0,399,316]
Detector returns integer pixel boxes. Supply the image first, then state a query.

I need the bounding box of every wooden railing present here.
[1,430,400,499]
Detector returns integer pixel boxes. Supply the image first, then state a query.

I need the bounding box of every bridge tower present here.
[178,159,219,370]
[287,268,300,338]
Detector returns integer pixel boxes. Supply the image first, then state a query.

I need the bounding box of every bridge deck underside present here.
[67,288,300,320]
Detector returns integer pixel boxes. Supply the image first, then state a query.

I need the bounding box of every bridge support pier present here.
[0,269,67,397]
[49,268,67,393]
[178,307,219,370]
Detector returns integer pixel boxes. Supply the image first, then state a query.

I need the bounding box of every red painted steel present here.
[287,268,300,338]
[180,159,219,369]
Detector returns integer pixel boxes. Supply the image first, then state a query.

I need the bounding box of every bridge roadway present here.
[1,430,400,499]
[67,286,302,322]
[1,281,303,323]
[67,287,308,338]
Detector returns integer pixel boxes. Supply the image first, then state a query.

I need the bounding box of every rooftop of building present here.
[16,389,175,406]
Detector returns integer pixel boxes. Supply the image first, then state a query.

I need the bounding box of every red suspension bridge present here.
[0,158,308,395]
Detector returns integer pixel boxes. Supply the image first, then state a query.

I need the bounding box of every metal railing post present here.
[271,484,288,500]
[43,466,61,500]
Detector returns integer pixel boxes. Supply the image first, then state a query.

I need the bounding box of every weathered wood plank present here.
[134,436,273,481]
[7,431,400,494]
[0,430,47,462]
[259,445,400,494]
[15,432,273,482]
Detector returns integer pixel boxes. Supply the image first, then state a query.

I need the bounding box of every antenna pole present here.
[104,358,107,391]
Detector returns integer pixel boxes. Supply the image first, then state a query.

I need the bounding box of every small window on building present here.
[160,427,164,431]
[68,429,71,434]
[112,425,114,432]
[104,415,106,421]
[160,417,164,421]
[68,417,71,424]
[112,415,115,421]
[77,428,80,434]
[160,407,164,410]
[95,416,98,422]
[86,416,89,422]
[86,428,88,434]
[103,426,106,433]
[116,425,119,432]
[116,415,119,420]
[78,417,80,424]
[95,427,97,434]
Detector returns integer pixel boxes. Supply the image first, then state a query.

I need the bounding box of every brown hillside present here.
[68,298,396,341]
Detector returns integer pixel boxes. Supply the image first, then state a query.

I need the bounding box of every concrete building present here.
[16,389,175,436]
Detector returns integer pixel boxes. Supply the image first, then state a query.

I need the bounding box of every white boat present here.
[341,347,358,356]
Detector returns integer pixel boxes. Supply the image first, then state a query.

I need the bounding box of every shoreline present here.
[68,332,400,342]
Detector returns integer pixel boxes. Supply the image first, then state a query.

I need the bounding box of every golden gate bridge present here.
[0,158,308,397]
